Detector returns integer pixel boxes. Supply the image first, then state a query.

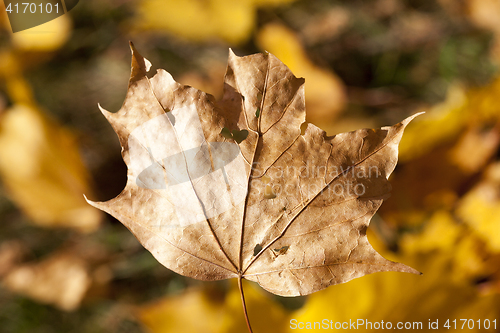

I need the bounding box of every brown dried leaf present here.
[87,44,419,299]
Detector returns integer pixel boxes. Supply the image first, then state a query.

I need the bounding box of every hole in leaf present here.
[300,122,309,135]
[264,184,276,199]
[273,246,289,256]
[220,128,248,144]
[262,175,276,199]
[253,244,263,256]
[233,130,248,143]
[221,127,233,140]
[232,129,248,143]
[255,108,260,118]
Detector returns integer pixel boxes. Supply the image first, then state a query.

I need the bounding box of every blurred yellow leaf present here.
[452,234,491,283]
[138,287,228,333]
[467,0,500,32]
[383,76,500,222]
[287,222,500,332]
[398,85,467,162]
[135,0,296,44]
[256,23,346,126]
[2,249,92,311]
[449,125,500,173]
[400,76,500,162]
[401,210,488,283]
[400,210,461,254]
[138,281,288,333]
[466,0,500,62]
[9,14,71,52]
[457,162,500,252]
[0,104,101,232]
[466,76,500,122]
[224,281,288,333]
[0,50,35,104]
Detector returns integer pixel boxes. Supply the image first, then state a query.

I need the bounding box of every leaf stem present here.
[238,276,254,333]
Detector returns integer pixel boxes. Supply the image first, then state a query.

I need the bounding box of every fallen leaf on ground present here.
[138,280,288,333]
[138,286,228,333]
[301,7,350,44]
[9,14,71,52]
[0,240,26,277]
[134,0,296,44]
[398,84,467,162]
[87,43,419,329]
[379,76,500,225]
[0,104,102,232]
[288,233,500,332]
[1,249,92,311]
[457,162,500,252]
[399,76,500,163]
[449,124,500,173]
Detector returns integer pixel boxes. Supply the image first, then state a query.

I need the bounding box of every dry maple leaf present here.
[86,43,420,332]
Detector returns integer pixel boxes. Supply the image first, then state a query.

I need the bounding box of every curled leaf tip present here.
[83,194,95,206]
[129,42,152,83]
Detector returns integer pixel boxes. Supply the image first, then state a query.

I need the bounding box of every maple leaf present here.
[86,43,420,332]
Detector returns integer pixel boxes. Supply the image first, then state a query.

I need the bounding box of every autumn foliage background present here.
[1,0,500,332]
